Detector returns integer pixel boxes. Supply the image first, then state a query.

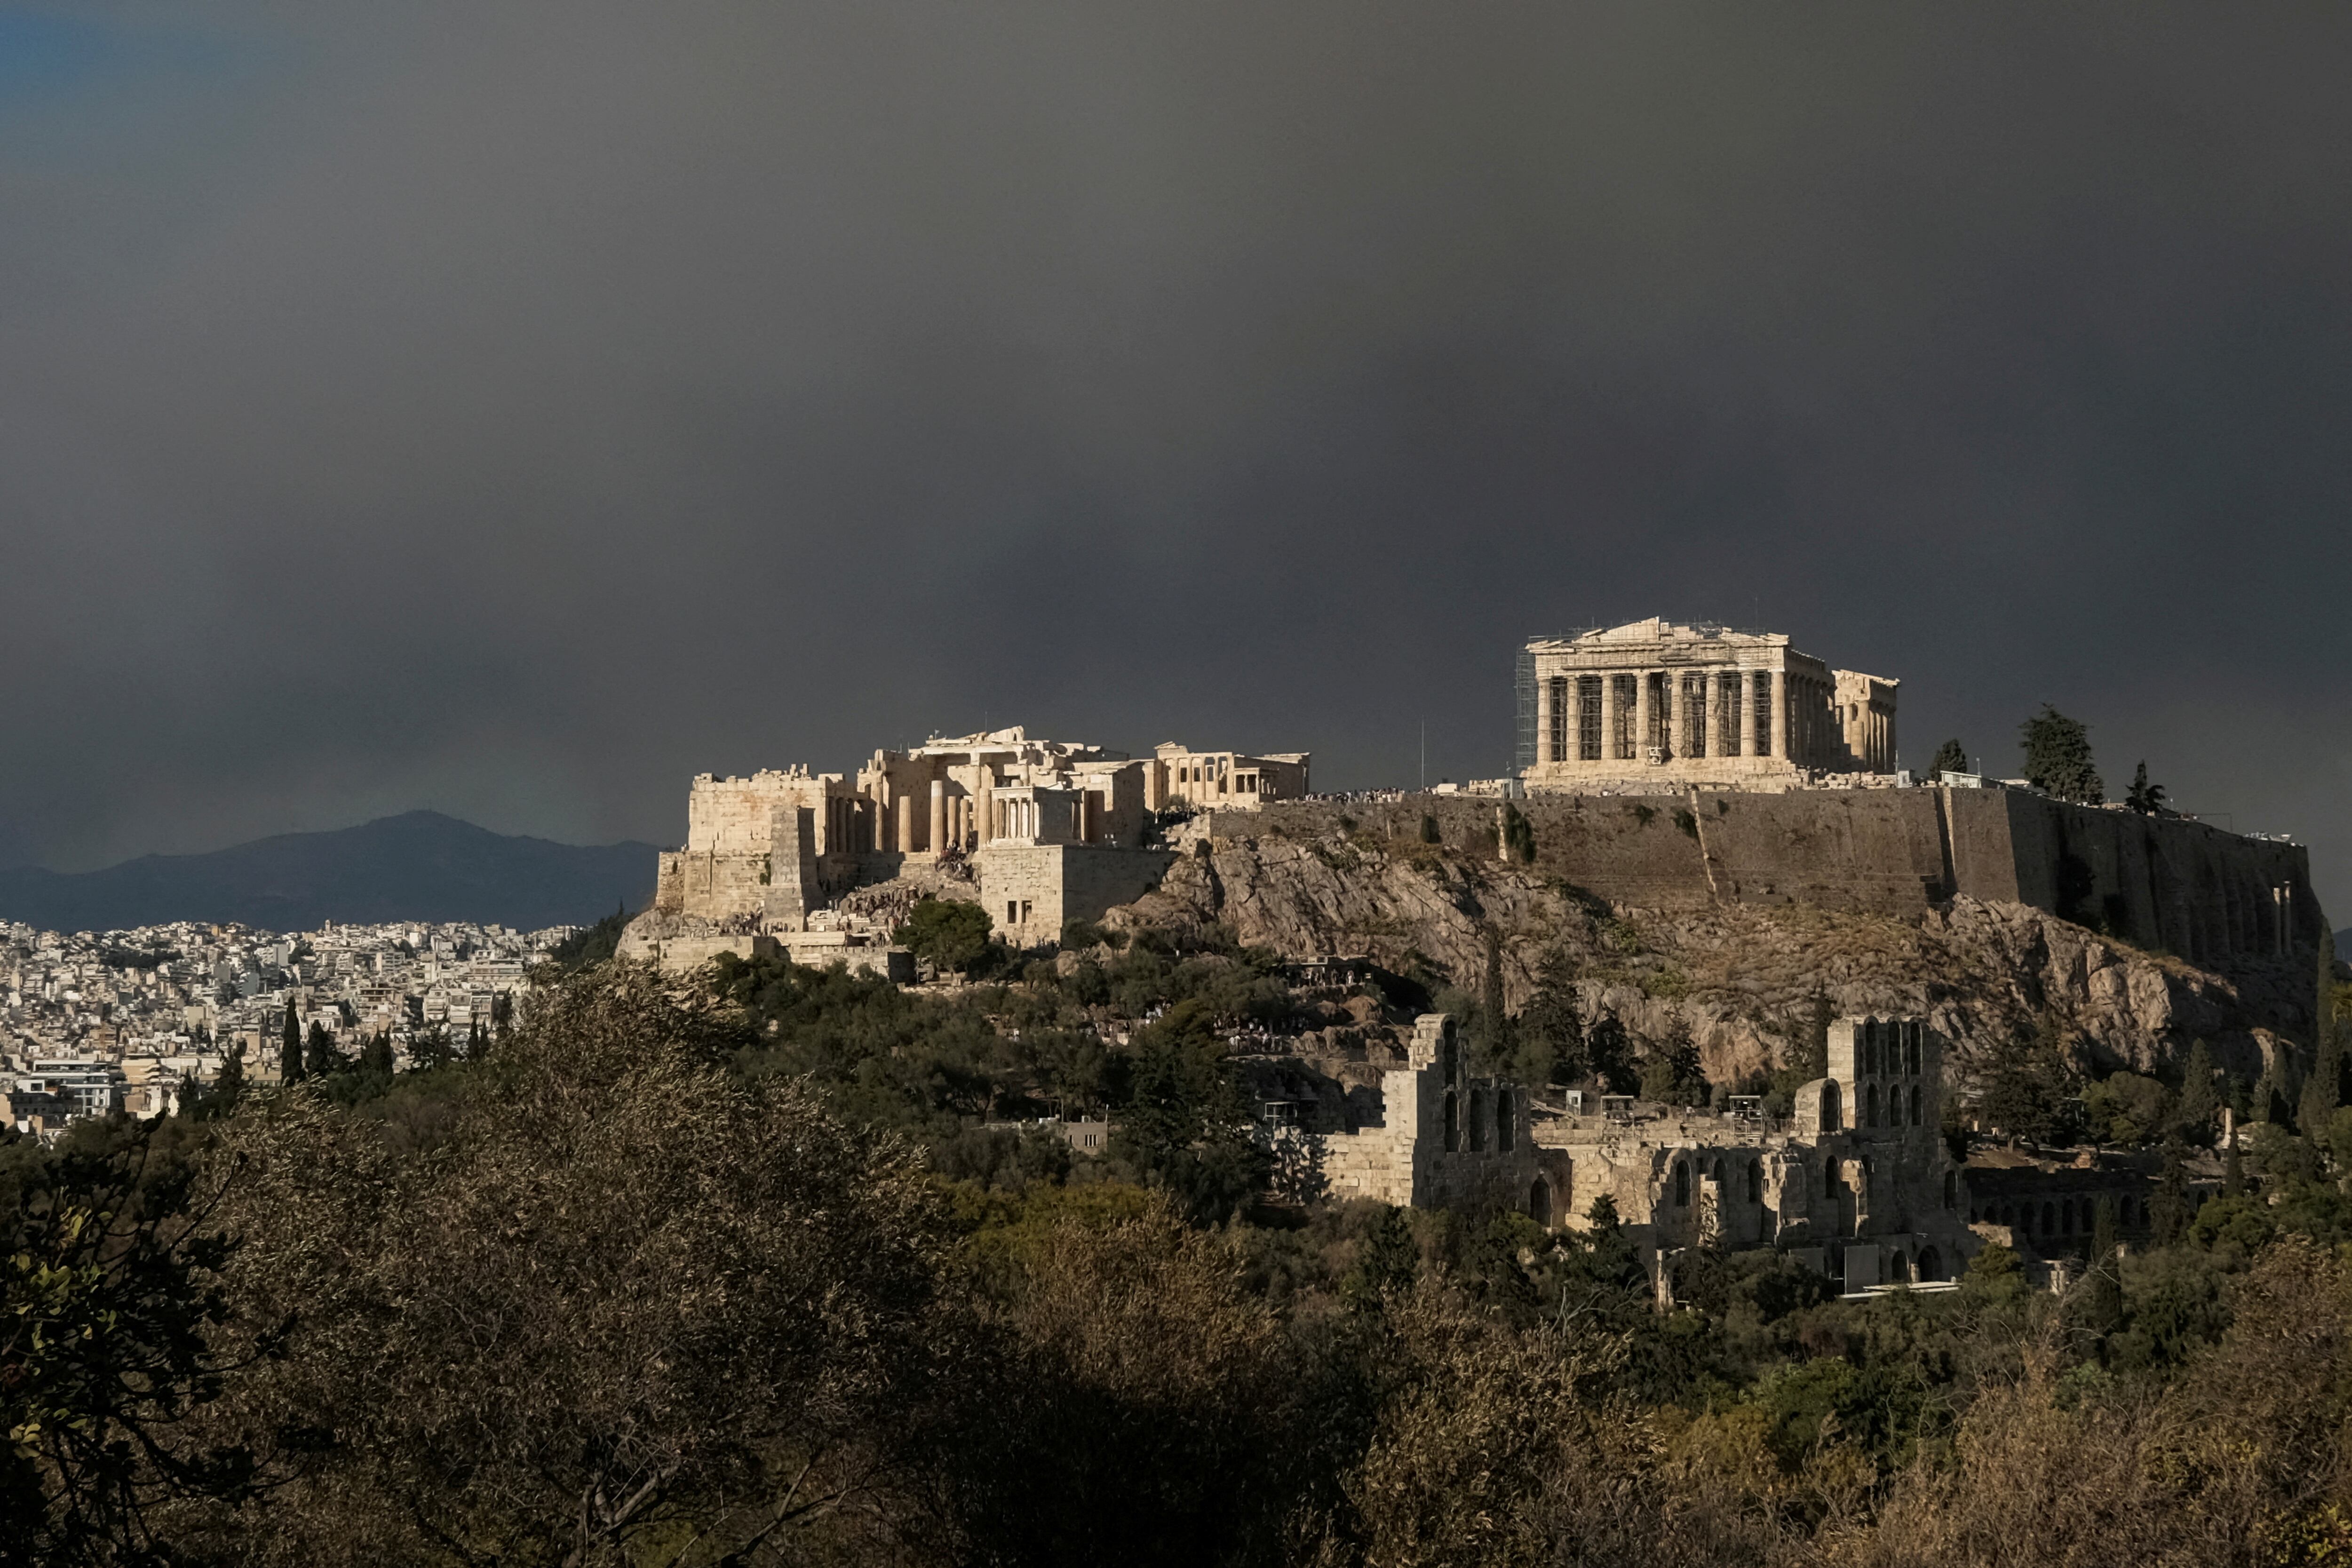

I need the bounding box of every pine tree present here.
[2018,704,2104,805]
[2124,761,2167,815]
[2172,1039,2219,1147]
[281,1004,303,1084]
[361,1031,395,1077]
[1980,1014,2072,1144]
[1930,738,1969,777]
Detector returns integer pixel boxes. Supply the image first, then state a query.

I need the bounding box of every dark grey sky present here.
[4,2,2348,915]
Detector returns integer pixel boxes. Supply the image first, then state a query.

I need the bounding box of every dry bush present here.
[1303,1283,1780,1568]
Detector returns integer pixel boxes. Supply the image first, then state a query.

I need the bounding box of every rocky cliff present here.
[1104,825,2320,1086]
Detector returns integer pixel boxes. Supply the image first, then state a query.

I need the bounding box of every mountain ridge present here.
[0,811,659,934]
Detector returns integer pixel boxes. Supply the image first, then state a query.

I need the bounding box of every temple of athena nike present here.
[1516,618,1898,791]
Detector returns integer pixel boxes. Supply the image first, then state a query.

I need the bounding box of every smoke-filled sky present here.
[3,1,2349,914]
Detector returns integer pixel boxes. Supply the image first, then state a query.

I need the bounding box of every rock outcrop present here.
[1103,828,2315,1086]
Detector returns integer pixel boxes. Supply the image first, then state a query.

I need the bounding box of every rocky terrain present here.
[1103,825,2320,1086]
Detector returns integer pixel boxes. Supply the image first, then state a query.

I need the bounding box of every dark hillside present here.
[0,812,657,932]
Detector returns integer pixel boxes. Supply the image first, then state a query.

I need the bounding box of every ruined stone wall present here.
[1215,788,2323,962]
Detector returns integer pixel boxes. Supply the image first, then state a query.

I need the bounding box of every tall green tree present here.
[1515,948,1585,1086]
[302,1021,340,1079]
[2019,704,2104,804]
[2172,1038,2220,1146]
[2081,1196,2123,1341]
[1979,1014,2076,1144]
[2300,1022,2341,1145]
[196,1042,247,1122]
[2151,1138,2191,1245]
[1929,738,1968,777]
[2124,761,2167,815]
[279,1005,302,1085]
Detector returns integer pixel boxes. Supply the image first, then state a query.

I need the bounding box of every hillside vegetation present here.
[8,951,2352,1567]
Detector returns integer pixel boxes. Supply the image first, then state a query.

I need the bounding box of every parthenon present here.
[1517,619,1898,789]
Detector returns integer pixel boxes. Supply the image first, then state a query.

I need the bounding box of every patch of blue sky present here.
[0,6,285,148]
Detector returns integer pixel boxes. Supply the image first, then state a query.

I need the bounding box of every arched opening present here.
[1496,1090,1514,1153]
[1528,1178,1551,1226]
[2119,1194,2135,1227]
[1442,1035,1459,1085]
[2041,1202,2056,1234]
[1916,1246,1945,1282]
[2000,1204,2016,1228]
[1824,1156,1841,1195]
[1712,1157,1726,1190]
[1821,1081,1843,1131]
[1943,1170,1958,1209]
[1866,1085,1880,1127]
[1908,1028,1923,1076]
[1443,1090,1459,1153]
[1468,1088,1488,1152]
[1674,1162,1691,1207]
[1909,1085,1923,1126]
[1747,1161,1762,1203]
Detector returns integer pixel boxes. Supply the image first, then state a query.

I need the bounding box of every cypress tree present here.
[304,1020,340,1078]
[2151,1137,2189,1245]
[2300,1026,2341,1147]
[281,1003,303,1083]
[1930,738,1968,777]
[2172,1039,2219,1146]
[2224,1135,2245,1197]
[2082,1195,2123,1340]
[362,1030,395,1077]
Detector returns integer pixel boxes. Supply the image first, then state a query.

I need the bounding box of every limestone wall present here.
[975,845,1176,943]
[1213,788,2324,962]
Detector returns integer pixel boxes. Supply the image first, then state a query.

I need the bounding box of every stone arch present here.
[1866,1085,1880,1127]
[1822,1080,1843,1131]
[1908,1027,1923,1076]
[1747,1161,1762,1203]
[1496,1089,1514,1153]
[1916,1245,1945,1282]
[1909,1085,1923,1126]
[1442,1032,1460,1085]
[1712,1156,1726,1189]
[1529,1178,1551,1226]
[1944,1170,1958,1209]
[1675,1161,1691,1207]
[2000,1203,2016,1228]
[1443,1090,1459,1153]
[1468,1088,1488,1152]
[1824,1155,1841,1194]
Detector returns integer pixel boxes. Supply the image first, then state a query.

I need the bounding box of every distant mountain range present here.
[0,812,660,935]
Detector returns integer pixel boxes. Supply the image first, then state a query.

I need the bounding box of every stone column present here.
[1634,670,1653,758]
[1738,671,1757,758]
[895,795,913,853]
[1599,672,1620,763]
[1769,670,1787,759]
[977,778,993,846]
[1535,672,1555,768]
[928,781,946,854]
[1664,671,1682,759]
